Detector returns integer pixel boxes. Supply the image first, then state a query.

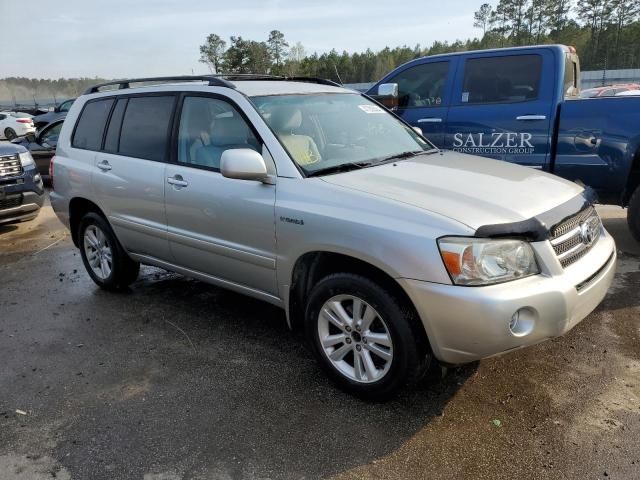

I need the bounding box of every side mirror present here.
[220,148,269,182]
[26,132,37,143]
[412,126,423,136]
[376,83,399,110]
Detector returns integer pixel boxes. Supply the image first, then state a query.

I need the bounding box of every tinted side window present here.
[118,96,175,162]
[177,96,260,170]
[387,62,449,108]
[462,55,542,104]
[59,100,74,112]
[72,99,114,151]
[104,98,127,153]
[41,122,63,145]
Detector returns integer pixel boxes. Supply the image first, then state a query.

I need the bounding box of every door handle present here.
[167,175,189,188]
[516,115,546,121]
[417,118,442,123]
[97,160,112,171]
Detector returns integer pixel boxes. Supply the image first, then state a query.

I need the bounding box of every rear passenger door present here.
[381,60,454,147]
[91,94,176,260]
[444,51,555,169]
[164,94,278,295]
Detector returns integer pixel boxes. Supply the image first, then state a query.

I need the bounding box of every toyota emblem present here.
[579,217,599,247]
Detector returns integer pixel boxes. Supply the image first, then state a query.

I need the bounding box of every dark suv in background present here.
[0,143,45,225]
[32,98,75,130]
[12,119,62,181]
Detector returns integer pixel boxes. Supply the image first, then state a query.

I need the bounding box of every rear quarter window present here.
[461,54,542,104]
[72,99,114,151]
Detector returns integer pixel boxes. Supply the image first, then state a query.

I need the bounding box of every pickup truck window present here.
[386,62,449,108]
[462,55,542,104]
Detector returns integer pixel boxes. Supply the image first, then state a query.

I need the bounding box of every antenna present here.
[333,64,344,85]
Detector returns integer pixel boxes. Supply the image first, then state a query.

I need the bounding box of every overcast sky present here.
[1,0,482,79]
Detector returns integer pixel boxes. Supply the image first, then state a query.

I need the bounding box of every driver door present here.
[381,60,455,147]
[31,121,62,176]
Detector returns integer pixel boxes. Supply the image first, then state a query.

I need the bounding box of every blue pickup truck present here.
[368,45,640,240]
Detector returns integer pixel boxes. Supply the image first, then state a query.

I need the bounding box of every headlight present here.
[18,152,35,167]
[438,237,539,286]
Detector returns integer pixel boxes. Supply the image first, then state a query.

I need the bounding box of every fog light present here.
[509,307,536,337]
[34,173,42,183]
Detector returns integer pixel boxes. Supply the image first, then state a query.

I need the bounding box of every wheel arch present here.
[68,197,106,247]
[287,250,430,352]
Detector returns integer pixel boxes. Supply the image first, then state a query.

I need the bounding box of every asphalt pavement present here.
[0,195,638,480]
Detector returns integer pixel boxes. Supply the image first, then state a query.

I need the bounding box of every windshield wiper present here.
[374,150,433,164]
[306,149,437,177]
[306,161,374,177]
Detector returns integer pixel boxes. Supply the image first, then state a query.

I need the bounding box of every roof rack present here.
[214,74,342,87]
[83,76,236,94]
[83,74,342,95]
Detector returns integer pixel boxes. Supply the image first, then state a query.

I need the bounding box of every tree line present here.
[472,0,639,70]
[199,2,640,85]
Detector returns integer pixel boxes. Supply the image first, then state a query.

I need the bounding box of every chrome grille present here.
[550,207,602,268]
[0,155,23,178]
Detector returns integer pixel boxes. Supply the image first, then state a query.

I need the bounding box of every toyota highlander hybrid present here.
[49,76,616,399]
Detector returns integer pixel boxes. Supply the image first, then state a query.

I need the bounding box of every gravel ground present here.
[0,195,638,480]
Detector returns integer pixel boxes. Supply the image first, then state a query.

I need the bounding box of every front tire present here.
[627,185,640,242]
[78,212,140,290]
[305,273,430,400]
[4,128,16,140]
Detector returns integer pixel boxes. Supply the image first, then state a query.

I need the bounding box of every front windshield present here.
[251,93,435,175]
[580,89,599,98]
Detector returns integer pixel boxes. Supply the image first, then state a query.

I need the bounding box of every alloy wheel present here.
[317,294,394,383]
[83,225,113,280]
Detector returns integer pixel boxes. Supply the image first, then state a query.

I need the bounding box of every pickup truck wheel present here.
[628,185,640,242]
[305,273,430,400]
[78,212,140,290]
[4,128,17,140]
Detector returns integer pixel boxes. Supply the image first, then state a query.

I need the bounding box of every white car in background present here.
[616,90,640,96]
[0,112,35,140]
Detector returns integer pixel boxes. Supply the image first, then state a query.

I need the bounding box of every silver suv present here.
[51,76,616,399]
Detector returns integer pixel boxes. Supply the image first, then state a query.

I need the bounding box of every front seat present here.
[195,115,252,169]
[269,107,321,165]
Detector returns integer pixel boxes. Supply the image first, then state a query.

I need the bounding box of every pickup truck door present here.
[444,50,555,169]
[372,59,456,148]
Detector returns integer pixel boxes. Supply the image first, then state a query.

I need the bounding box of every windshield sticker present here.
[358,104,385,114]
[461,92,469,103]
[453,132,535,155]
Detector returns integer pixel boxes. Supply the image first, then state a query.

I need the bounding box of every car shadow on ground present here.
[0,224,18,235]
[46,267,477,479]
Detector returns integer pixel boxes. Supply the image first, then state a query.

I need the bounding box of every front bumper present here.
[400,228,616,364]
[0,190,44,224]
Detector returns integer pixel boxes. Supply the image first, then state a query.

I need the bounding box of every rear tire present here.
[4,128,16,140]
[627,185,640,242]
[78,212,140,290]
[305,273,430,400]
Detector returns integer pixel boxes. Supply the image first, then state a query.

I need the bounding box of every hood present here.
[320,151,584,231]
[0,143,26,156]
[33,111,64,123]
